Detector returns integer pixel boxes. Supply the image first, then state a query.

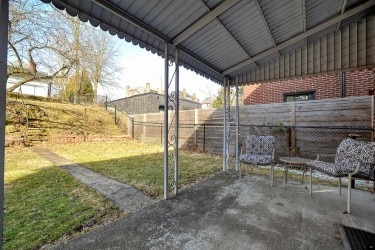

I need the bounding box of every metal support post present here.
[223,79,227,171]
[163,43,169,200]
[225,82,231,170]
[235,77,239,172]
[174,49,179,195]
[0,0,9,247]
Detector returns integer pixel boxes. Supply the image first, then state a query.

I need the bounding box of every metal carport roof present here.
[39,0,375,85]
[0,1,374,245]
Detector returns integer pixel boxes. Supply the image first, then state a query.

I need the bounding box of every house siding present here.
[243,68,374,105]
[111,92,201,115]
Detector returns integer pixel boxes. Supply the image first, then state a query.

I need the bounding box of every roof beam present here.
[254,0,280,56]
[223,0,374,75]
[336,0,348,32]
[92,0,223,77]
[172,0,238,46]
[302,0,307,45]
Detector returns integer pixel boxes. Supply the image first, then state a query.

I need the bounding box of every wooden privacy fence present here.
[131,96,374,159]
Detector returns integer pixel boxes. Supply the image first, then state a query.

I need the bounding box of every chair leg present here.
[301,166,306,184]
[239,162,242,179]
[309,167,312,195]
[284,164,288,189]
[338,178,342,195]
[347,174,352,214]
[270,164,274,187]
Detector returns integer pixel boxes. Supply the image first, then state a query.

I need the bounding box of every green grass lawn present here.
[4,147,121,250]
[4,141,223,249]
[49,140,223,197]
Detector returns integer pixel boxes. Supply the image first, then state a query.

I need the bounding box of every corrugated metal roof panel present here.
[202,0,226,9]
[182,20,249,70]
[306,0,342,29]
[260,0,304,43]
[307,25,337,44]
[219,0,274,56]
[255,52,279,66]
[41,0,374,85]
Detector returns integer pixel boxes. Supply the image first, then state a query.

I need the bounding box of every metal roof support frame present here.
[223,79,231,171]
[223,0,375,76]
[163,43,169,200]
[173,0,239,46]
[174,48,179,195]
[222,78,227,171]
[0,0,8,248]
[235,77,239,172]
[226,82,231,170]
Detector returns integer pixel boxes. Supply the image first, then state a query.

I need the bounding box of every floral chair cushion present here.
[240,135,275,166]
[306,138,375,181]
[240,154,273,165]
[245,135,275,155]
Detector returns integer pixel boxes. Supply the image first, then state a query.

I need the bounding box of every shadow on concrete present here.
[55,171,375,249]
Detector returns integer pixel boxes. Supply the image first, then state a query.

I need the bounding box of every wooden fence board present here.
[131,96,373,156]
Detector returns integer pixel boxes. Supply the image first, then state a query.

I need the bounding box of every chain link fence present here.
[131,122,373,161]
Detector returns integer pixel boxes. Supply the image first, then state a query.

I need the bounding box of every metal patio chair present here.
[239,135,276,186]
[306,138,375,214]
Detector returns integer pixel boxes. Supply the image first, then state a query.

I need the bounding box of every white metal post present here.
[235,77,239,172]
[174,49,179,195]
[163,43,169,200]
[222,78,227,171]
[226,82,231,170]
[0,0,8,247]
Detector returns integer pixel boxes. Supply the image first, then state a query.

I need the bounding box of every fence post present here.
[203,124,206,152]
[194,109,198,147]
[290,102,297,156]
[160,124,163,145]
[131,118,135,140]
[105,95,108,110]
[114,105,117,124]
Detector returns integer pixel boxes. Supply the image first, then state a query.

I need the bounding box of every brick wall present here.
[243,68,374,105]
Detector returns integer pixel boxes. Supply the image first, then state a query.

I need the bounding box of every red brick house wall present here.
[243,68,374,105]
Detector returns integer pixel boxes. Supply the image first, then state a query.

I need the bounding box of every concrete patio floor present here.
[55,171,375,249]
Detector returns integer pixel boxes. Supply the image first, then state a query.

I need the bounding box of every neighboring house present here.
[125,82,159,97]
[243,68,374,105]
[201,97,212,109]
[112,83,201,115]
[7,76,59,98]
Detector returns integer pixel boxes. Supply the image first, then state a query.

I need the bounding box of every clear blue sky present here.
[100,40,220,102]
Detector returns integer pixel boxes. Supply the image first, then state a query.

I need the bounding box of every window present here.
[284,91,315,102]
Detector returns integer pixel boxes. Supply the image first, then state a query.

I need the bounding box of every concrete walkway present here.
[33,148,155,212]
[53,171,375,250]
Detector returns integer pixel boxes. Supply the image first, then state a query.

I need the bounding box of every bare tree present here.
[7,1,124,98]
[7,0,75,93]
[79,27,123,96]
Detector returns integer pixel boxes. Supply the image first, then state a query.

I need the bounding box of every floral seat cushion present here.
[239,135,275,165]
[306,138,375,181]
[240,154,273,165]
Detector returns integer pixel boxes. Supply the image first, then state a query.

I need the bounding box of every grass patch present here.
[4,147,121,250]
[6,98,124,137]
[49,141,223,197]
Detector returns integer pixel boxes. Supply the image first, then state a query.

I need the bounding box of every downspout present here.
[340,72,345,97]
